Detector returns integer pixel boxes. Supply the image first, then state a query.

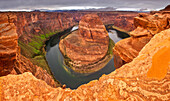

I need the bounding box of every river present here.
[45,26,126,89]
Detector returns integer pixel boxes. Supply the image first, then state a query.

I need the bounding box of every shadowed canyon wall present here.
[0,13,60,87]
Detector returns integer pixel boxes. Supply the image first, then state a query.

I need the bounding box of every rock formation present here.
[113,12,170,68]
[1,28,170,100]
[8,11,137,44]
[0,13,60,87]
[161,5,170,11]
[0,14,18,76]
[59,14,110,73]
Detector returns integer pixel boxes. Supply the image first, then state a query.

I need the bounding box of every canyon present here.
[0,8,170,100]
[0,24,170,100]
[0,11,137,87]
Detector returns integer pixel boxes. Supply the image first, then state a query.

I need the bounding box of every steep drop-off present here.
[0,11,138,76]
[113,12,170,68]
[1,27,170,100]
[0,11,138,88]
[0,13,60,87]
[0,13,18,76]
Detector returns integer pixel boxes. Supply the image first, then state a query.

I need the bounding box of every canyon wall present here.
[0,11,138,88]
[1,27,169,100]
[0,11,137,79]
[113,11,170,68]
[0,13,18,76]
[12,11,137,44]
[0,13,60,87]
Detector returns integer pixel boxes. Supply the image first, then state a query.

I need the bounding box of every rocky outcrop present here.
[0,14,60,87]
[1,28,170,100]
[0,13,18,76]
[59,14,110,73]
[79,14,109,44]
[113,12,170,68]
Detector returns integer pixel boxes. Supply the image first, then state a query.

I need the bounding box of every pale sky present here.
[0,0,169,11]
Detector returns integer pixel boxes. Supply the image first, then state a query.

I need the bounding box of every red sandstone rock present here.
[1,29,170,100]
[79,14,109,44]
[0,14,18,76]
[113,12,170,68]
[0,11,138,44]
[0,14,59,87]
[59,14,110,73]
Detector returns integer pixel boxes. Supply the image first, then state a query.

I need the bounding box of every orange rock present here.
[147,38,170,80]
[113,11,170,69]
[0,14,18,76]
[0,28,170,100]
[0,13,59,88]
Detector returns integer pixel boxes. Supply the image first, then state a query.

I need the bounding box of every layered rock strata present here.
[59,14,110,73]
[0,11,137,76]
[0,14,18,76]
[113,12,170,68]
[0,14,59,87]
[1,28,170,100]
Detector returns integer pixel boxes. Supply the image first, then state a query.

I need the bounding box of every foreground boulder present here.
[59,14,110,73]
[113,12,170,68]
[1,28,170,100]
[0,14,60,87]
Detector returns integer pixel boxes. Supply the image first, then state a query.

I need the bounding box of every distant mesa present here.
[59,14,112,73]
[161,5,170,11]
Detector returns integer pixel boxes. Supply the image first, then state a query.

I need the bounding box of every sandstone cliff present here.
[59,14,111,73]
[0,11,138,87]
[113,12,170,68]
[0,13,60,87]
[1,28,169,100]
[0,11,137,75]
[0,13,18,76]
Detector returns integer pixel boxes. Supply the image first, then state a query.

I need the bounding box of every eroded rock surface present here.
[0,14,18,76]
[0,14,59,87]
[113,12,170,68]
[1,28,170,100]
[59,14,110,73]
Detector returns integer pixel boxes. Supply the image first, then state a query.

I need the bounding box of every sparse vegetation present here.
[18,30,60,76]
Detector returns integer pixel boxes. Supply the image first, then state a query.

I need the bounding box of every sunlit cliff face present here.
[147,37,170,80]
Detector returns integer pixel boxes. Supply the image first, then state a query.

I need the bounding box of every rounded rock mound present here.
[59,14,110,73]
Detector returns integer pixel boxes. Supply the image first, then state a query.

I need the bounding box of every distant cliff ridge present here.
[161,5,170,11]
